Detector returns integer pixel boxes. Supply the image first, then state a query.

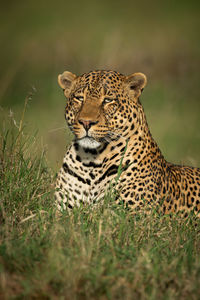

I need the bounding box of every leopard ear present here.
[58,71,77,90]
[125,72,147,97]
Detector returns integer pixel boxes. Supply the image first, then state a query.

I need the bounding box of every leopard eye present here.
[74,96,84,102]
[104,98,115,104]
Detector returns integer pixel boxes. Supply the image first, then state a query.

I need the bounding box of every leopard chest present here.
[55,144,120,210]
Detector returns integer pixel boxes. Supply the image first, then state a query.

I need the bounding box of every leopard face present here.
[58,70,147,149]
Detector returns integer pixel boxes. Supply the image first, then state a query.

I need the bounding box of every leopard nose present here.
[78,119,98,130]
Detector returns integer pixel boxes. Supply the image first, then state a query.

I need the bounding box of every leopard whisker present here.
[48,126,67,133]
[107,131,126,140]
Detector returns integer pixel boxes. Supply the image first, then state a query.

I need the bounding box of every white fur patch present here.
[77,137,101,149]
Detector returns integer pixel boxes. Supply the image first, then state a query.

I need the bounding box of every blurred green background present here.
[0,0,200,170]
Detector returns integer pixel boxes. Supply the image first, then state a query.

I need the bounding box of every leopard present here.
[55,69,200,217]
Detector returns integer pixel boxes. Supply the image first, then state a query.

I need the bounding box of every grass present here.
[1,106,200,299]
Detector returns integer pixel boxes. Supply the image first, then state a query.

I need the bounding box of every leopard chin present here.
[77,137,101,149]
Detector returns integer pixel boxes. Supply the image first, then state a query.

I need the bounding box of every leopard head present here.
[58,70,147,149]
